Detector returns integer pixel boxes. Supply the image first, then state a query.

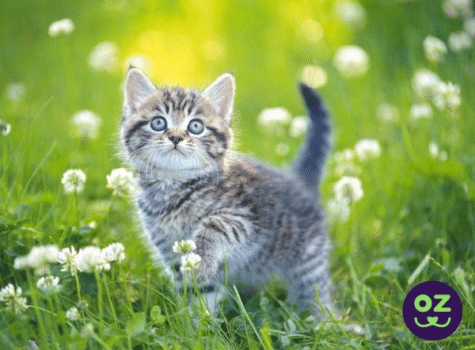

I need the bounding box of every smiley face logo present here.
[415,316,451,328]
[403,281,463,341]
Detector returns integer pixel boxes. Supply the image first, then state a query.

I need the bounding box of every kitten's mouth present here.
[163,145,186,156]
[138,145,211,173]
[168,147,185,156]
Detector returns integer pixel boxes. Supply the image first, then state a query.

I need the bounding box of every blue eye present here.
[150,117,167,132]
[187,119,204,135]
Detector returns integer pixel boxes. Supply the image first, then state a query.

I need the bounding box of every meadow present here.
[1,0,475,348]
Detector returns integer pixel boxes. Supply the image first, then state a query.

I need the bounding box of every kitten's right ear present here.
[124,68,156,115]
[203,73,235,124]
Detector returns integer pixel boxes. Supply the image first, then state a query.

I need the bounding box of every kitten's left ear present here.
[203,73,235,123]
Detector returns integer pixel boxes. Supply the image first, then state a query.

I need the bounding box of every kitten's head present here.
[121,68,235,181]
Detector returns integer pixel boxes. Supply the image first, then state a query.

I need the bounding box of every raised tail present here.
[291,82,332,189]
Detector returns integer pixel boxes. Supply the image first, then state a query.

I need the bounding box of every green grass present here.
[1,0,475,348]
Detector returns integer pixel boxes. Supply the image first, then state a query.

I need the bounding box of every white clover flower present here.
[410,103,433,121]
[6,82,27,103]
[423,36,447,63]
[258,107,291,136]
[57,246,78,276]
[0,284,28,314]
[429,142,449,161]
[327,197,351,223]
[434,82,461,110]
[125,55,154,76]
[66,307,80,321]
[442,0,473,19]
[28,245,60,269]
[14,245,60,273]
[464,17,475,36]
[61,169,86,194]
[181,252,202,272]
[334,176,364,203]
[88,41,120,72]
[298,19,324,42]
[258,107,291,127]
[75,246,109,273]
[301,65,328,88]
[333,0,367,30]
[71,110,101,139]
[429,142,439,157]
[334,162,361,176]
[335,149,355,162]
[96,262,112,272]
[377,103,399,122]
[412,69,441,101]
[173,240,197,254]
[106,168,136,196]
[334,149,361,176]
[95,261,111,272]
[334,45,370,78]
[290,116,309,138]
[48,18,75,37]
[13,256,28,270]
[37,276,61,295]
[0,284,16,301]
[354,139,381,161]
[101,243,126,263]
[445,82,462,109]
[448,31,473,51]
[0,120,11,136]
[81,323,95,337]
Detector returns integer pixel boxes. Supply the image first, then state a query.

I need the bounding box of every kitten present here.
[120,68,333,316]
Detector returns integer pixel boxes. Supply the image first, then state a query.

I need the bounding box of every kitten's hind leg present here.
[284,235,333,319]
[286,264,333,319]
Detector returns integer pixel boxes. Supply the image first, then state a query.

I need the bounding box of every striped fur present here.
[120,68,333,317]
[292,83,332,189]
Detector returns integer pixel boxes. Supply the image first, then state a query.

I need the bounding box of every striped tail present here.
[291,82,332,189]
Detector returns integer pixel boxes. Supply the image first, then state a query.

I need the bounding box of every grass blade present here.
[407,253,431,287]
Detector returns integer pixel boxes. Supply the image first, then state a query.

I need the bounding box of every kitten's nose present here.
[169,134,184,145]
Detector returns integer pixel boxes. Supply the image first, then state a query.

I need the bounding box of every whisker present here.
[122,131,223,186]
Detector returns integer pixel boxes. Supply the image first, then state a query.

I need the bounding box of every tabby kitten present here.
[120,67,332,316]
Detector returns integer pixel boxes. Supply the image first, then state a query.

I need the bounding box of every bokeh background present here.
[4,0,463,177]
[2,0,475,347]
[2,0,474,256]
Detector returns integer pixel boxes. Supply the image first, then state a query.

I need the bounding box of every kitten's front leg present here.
[191,214,252,282]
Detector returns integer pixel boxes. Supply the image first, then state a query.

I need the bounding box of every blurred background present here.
[1,0,475,276]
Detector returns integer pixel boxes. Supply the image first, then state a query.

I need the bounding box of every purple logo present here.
[403,281,463,341]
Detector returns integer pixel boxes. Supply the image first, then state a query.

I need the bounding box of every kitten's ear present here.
[203,73,235,123]
[124,68,156,116]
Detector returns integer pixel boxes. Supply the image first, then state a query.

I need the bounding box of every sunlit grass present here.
[1,0,475,348]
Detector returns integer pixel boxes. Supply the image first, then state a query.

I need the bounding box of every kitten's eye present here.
[150,117,167,132]
[187,119,204,135]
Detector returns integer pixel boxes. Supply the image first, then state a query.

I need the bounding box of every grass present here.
[1,0,475,348]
